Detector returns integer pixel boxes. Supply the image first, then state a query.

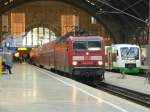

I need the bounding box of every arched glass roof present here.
[0,0,148,40]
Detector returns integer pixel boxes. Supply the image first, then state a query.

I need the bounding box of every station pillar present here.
[147,0,150,65]
[149,0,150,45]
[0,15,2,42]
[0,56,2,79]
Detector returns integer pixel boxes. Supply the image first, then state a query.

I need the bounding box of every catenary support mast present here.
[147,0,150,65]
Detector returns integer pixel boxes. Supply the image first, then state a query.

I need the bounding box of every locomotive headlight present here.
[72,61,78,65]
[86,52,89,55]
[98,61,103,65]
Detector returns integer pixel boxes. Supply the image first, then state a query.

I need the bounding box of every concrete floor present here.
[0,63,149,112]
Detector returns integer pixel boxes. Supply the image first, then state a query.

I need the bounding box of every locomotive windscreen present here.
[120,47,139,60]
[73,41,101,52]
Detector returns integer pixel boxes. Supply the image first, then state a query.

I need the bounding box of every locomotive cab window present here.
[120,47,139,60]
[73,41,87,52]
[73,41,101,52]
[88,41,101,51]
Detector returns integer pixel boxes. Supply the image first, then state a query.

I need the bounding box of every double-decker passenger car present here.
[31,32,105,81]
[105,44,141,74]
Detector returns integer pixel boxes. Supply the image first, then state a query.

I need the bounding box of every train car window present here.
[87,41,101,51]
[73,41,87,52]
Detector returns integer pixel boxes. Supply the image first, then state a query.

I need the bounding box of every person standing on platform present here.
[4,51,13,74]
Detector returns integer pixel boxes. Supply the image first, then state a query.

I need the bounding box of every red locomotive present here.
[31,31,105,81]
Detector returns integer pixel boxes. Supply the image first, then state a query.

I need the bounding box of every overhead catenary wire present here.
[96,0,146,23]
[122,0,144,11]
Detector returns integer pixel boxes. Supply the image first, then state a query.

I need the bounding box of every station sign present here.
[18,48,28,51]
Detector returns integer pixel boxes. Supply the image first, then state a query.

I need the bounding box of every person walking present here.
[4,51,13,74]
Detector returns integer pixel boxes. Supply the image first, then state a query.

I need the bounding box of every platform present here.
[104,71,150,95]
[0,63,149,112]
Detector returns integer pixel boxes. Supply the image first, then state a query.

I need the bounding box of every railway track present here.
[93,82,150,108]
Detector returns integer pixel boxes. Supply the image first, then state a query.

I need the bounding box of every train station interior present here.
[0,0,150,112]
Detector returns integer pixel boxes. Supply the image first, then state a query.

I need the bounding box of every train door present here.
[112,48,118,68]
[105,46,112,70]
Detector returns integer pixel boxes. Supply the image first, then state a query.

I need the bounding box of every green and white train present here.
[105,44,141,74]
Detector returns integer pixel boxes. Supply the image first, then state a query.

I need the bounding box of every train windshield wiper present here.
[126,48,131,58]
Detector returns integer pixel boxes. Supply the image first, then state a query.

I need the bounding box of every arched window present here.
[23,27,57,47]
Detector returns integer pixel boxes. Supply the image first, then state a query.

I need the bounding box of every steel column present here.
[147,0,150,65]
[0,15,2,42]
[149,0,150,44]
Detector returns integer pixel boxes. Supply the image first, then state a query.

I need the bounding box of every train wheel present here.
[63,72,68,77]
[39,65,43,68]
[71,74,77,80]
[69,74,73,79]
[50,68,54,72]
